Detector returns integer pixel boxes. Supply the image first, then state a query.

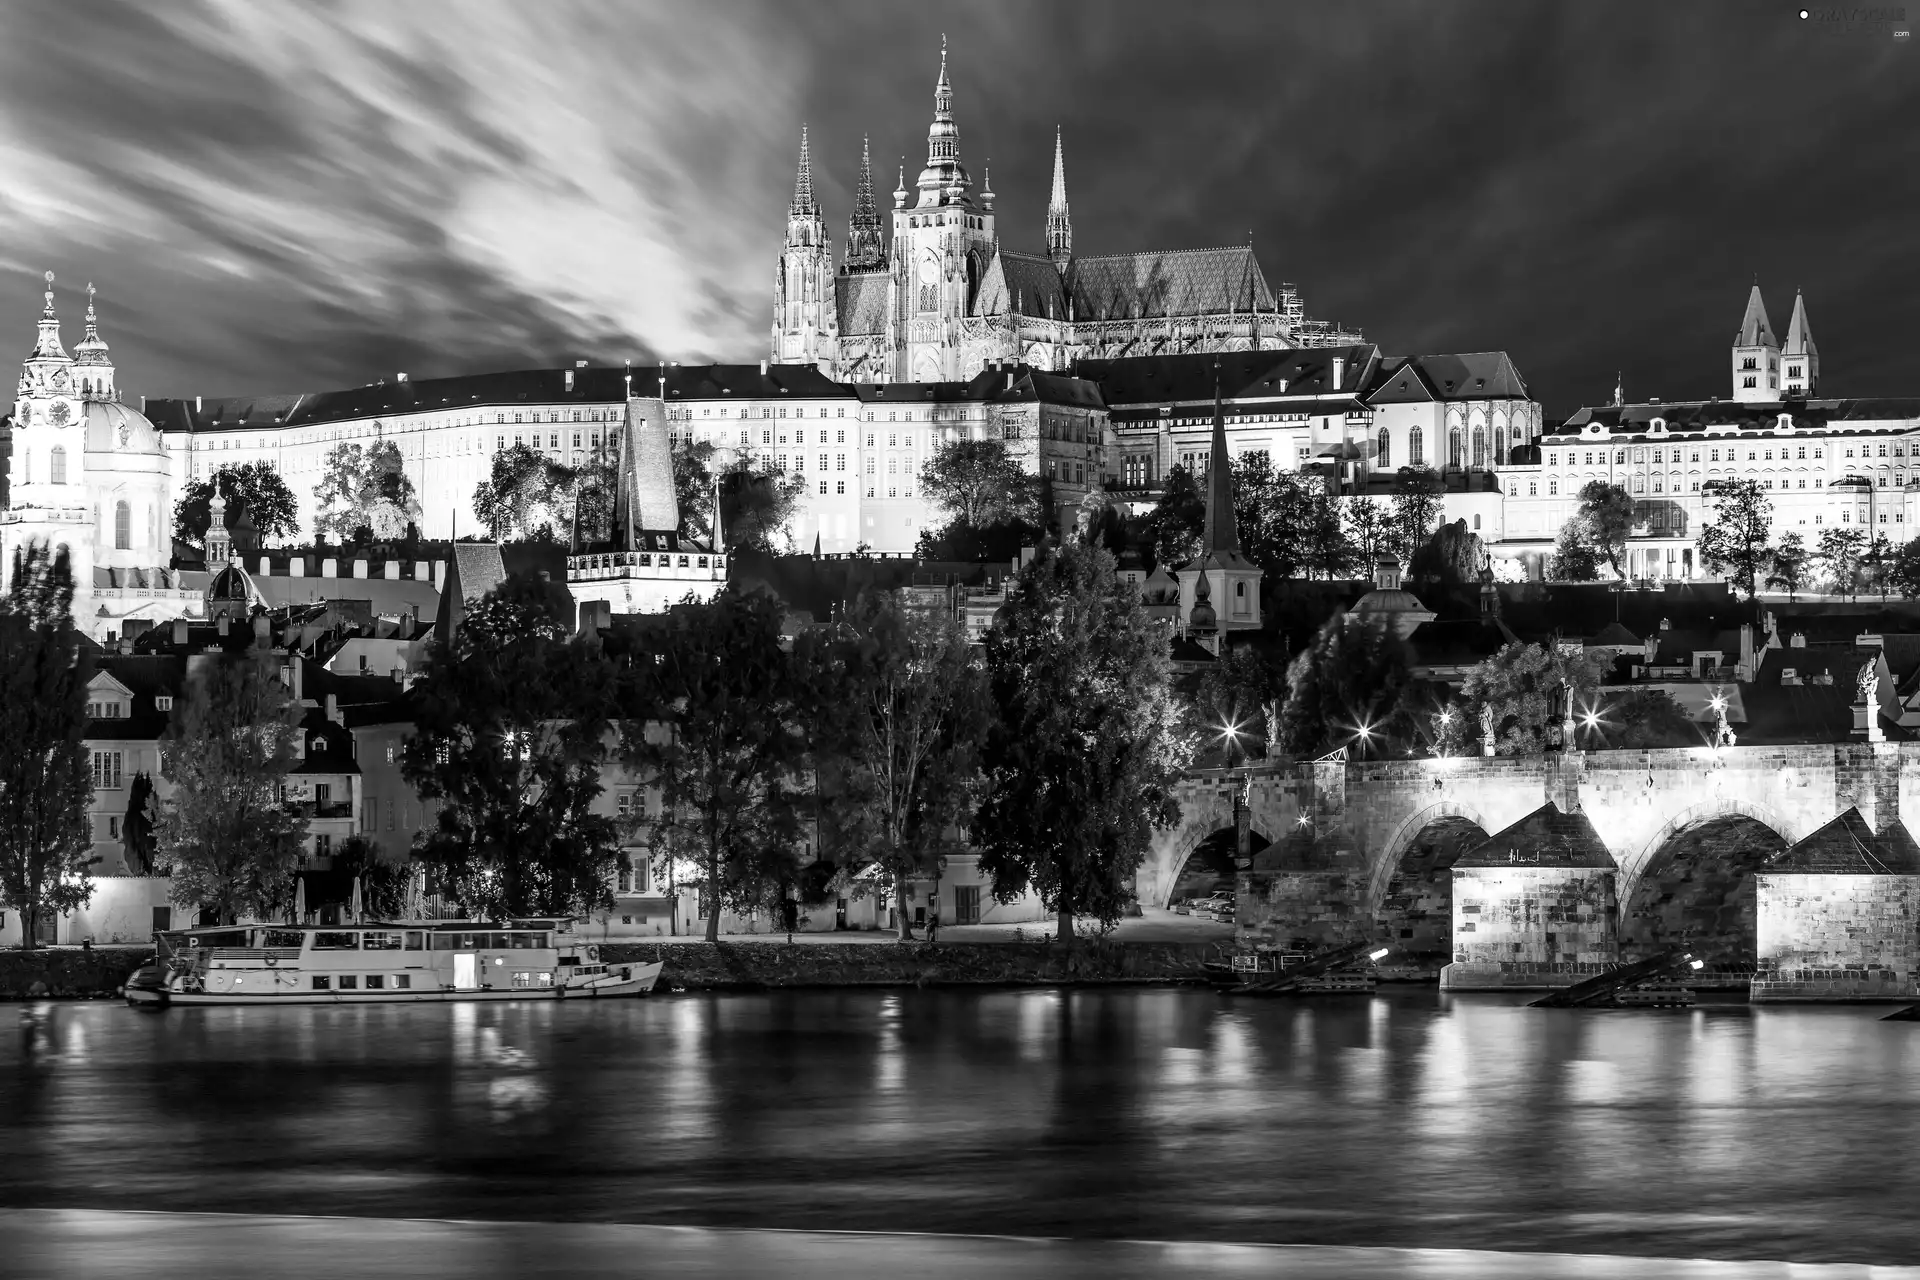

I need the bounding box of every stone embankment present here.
[0,941,1232,1000]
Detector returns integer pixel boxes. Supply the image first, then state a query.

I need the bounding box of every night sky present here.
[2,0,1915,421]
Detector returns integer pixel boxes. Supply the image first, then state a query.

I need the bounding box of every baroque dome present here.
[83,399,164,455]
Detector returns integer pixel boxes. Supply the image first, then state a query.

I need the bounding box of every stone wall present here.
[1234,871,1369,951]
[0,949,153,1000]
[1753,873,1920,1002]
[1441,866,1618,991]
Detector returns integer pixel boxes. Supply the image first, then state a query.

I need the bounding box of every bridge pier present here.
[1754,800,1920,1002]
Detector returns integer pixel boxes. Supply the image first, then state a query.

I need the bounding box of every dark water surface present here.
[2,989,1918,1270]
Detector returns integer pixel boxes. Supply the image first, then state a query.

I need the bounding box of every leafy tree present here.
[0,544,95,948]
[621,588,810,941]
[1299,485,1358,580]
[1766,531,1809,600]
[156,647,311,925]
[1891,536,1920,600]
[921,437,1038,530]
[1144,464,1206,566]
[1389,467,1446,567]
[333,835,410,920]
[1191,644,1277,765]
[1549,521,1601,581]
[1695,479,1772,599]
[670,438,717,538]
[122,772,159,877]
[403,570,621,920]
[718,456,808,553]
[973,543,1192,942]
[314,440,422,543]
[1274,613,1411,758]
[1344,497,1395,568]
[1812,526,1867,599]
[1573,481,1634,579]
[549,453,621,544]
[1459,642,1607,756]
[811,591,990,939]
[1590,687,1696,751]
[1862,532,1896,601]
[472,442,562,541]
[173,462,301,545]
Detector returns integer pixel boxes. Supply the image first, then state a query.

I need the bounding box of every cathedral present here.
[772,40,1362,384]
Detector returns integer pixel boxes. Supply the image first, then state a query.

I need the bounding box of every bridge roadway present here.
[1141,741,1920,1000]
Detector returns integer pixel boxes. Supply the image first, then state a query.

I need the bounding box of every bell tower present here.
[4,272,92,618]
[1731,283,1780,404]
[1782,289,1818,397]
[771,126,837,372]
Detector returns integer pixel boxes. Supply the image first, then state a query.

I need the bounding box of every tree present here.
[621,588,810,942]
[921,437,1037,530]
[718,456,808,553]
[156,646,311,926]
[1812,526,1867,599]
[1389,467,1446,567]
[1591,687,1696,751]
[403,570,621,921]
[1549,521,1601,581]
[311,440,421,544]
[472,442,560,541]
[333,836,410,920]
[1459,642,1607,757]
[1891,537,1920,600]
[1344,497,1395,568]
[1191,644,1278,765]
[1144,464,1206,567]
[0,544,95,948]
[1766,531,1809,600]
[1573,481,1634,579]
[122,772,159,877]
[670,438,717,538]
[173,462,301,545]
[1299,485,1358,580]
[1695,479,1772,600]
[1862,532,1896,601]
[973,543,1192,942]
[1274,613,1411,758]
[812,592,990,939]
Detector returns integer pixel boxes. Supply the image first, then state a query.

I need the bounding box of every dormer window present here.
[156,696,174,712]
[1649,417,1667,433]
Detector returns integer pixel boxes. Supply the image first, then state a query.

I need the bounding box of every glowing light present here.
[1582,712,1601,729]
[1355,722,1373,740]
[1369,947,1391,961]
[1690,959,1705,970]
[1709,695,1727,714]
[1296,814,1312,826]
[1439,708,1454,726]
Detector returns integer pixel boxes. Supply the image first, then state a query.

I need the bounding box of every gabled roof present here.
[835,272,889,336]
[1456,803,1616,869]
[1769,806,1920,874]
[975,249,1069,320]
[1065,246,1277,321]
[1587,621,1643,648]
[1557,398,1920,434]
[434,543,507,643]
[615,396,681,539]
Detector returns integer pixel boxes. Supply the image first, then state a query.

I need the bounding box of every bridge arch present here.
[1143,789,1277,909]
[1616,798,1800,966]
[1366,800,1493,967]
[1366,800,1493,911]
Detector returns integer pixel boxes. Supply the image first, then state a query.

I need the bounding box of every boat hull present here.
[127,961,664,1008]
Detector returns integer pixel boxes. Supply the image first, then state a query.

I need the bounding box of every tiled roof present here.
[854,367,1105,409]
[1587,621,1643,647]
[434,543,507,642]
[835,272,889,336]
[1066,246,1277,321]
[1738,646,1903,743]
[147,365,856,433]
[975,250,1069,320]
[1079,347,1377,409]
[618,396,680,538]
[1556,397,1920,436]
[1457,803,1616,869]
[1392,352,1530,402]
[1769,806,1920,874]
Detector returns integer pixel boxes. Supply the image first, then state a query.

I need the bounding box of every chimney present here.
[195,395,202,414]
[253,612,270,644]
[1006,371,1014,391]
[397,372,408,383]
[326,693,341,725]
[217,614,230,638]
[1331,356,1346,391]
[565,369,574,393]
[1790,632,1806,649]
[172,619,188,646]
[759,359,769,376]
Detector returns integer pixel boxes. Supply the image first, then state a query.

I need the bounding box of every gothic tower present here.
[1782,289,1818,397]
[1731,282,1780,404]
[1046,127,1072,270]
[772,126,837,370]
[889,37,997,383]
[843,135,885,273]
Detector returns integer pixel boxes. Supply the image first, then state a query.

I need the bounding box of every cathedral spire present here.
[917,35,969,204]
[30,270,67,361]
[1201,357,1240,557]
[1046,127,1072,267]
[790,125,818,218]
[844,134,884,271]
[1782,289,1818,396]
[1784,289,1816,358]
[74,282,110,364]
[1735,282,1775,347]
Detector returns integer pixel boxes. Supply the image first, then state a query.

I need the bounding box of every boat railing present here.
[199,947,304,965]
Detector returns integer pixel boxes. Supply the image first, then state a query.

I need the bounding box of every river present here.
[1,988,1917,1277]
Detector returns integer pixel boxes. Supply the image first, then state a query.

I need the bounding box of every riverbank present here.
[0,939,1234,1000]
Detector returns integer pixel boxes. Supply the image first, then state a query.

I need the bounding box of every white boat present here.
[124,920,664,1008]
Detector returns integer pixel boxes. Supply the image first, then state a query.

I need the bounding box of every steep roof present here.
[434,543,507,643]
[1783,291,1817,358]
[1769,806,1920,874]
[975,249,1069,320]
[1066,246,1277,321]
[835,271,889,336]
[1456,803,1616,869]
[1736,284,1776,347]
[616,396,681,539]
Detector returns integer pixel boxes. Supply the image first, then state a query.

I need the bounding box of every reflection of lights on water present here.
[1210,1015,1252,1085]
[1016,992,1057,1063]
[487,1075,548,1118]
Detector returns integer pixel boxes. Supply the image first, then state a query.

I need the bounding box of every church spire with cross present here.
[772,125,835,368]
[844,134,885,271]
[1046,126,1072,268]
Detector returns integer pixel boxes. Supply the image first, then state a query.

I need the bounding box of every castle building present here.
[774,40,1362,385]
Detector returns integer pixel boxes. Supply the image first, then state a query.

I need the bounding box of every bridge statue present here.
[1859,664,1880,707]
[1479,705,1496,757]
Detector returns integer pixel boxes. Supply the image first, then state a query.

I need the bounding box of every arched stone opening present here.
[1374,815,1488,968]
[1169,825,1271,907]
[1619,814,1789,966]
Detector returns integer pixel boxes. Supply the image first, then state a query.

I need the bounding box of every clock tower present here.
[891,37,995,383]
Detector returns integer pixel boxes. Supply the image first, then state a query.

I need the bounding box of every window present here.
[114,500,131,550]
[818,480,828,494]
[1408,427,1424,467]
[1377,427,1390,469]
[836,480,846,494]
[312,932,359,950]
[338,975,359,990]
[49,445,66,485]
[91,751,123,789]
[1548,480,1558,496]
[311,976,332,991]
[108,815,120,839]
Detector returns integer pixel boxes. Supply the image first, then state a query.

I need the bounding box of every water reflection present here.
[0,990,1915,1266]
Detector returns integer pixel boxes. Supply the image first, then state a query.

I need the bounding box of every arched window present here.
[1408,427,1424,467]
[1448,430,1463,470]
[1471,428,1486,470]
[1376,426,1391,469]
[49,445,66,485]
[115,501,131,550]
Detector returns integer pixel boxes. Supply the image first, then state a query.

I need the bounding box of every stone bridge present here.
[1140,742,1920,999]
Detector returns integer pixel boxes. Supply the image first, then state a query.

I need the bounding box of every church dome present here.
[206,561,266,615]
[83,399,163,455]
[1349,587,1428,616]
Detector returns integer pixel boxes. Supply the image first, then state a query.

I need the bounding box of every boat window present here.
[363,932,403,951]
[339,975,359,989]
[394,974,412,990]
[260,930,303,949]
[509,933,542,949]
[432,934,458,951]
[312,932,360,950]
[311,976,331,990]
[365,974,386,990]
[404,932,424,951]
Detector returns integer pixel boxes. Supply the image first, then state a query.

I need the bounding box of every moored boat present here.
[125,920,663,1008]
